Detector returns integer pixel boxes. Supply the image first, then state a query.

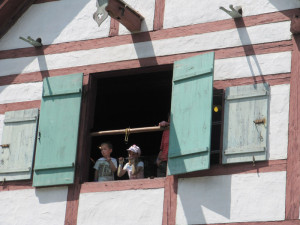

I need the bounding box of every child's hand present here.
[128,158,135,165]
[159,121,169,127]
[118,157,124,164]
[156,158,161,166]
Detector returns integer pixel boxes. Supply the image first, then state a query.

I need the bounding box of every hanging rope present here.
[124,127,130,143]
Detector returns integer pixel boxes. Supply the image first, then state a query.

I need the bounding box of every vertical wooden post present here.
[109,18,119,37]
[162,175,178,225]
[64,75,91,225]
[153,0,165,31]
[286,34,300,220]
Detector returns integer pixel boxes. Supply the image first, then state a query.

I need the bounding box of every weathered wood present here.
[178,159,287,178]
[162,175,178,225]
[109,18,119,36]
[80,178,165,193]
[105,0,144,32]
[0,109,39,182]
[0,0,36,39]
[291,14,300,34]
[222,83,270,164]
[286,35,300,220]
[0,100,41,114]
[153,0,165,31]
[168,52,214,175]
[33,73,83,187]
[90,126,166,136]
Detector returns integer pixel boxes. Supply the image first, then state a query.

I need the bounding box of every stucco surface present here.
[0,0,110,51]
[164,0,300,28]
[0,21,291,78]
[77,188,164,225]
[268,84,290,160]
[176,171,286,224]
[0,82,42,104]
[0,186,68,225]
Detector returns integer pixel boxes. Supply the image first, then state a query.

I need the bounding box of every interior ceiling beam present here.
[0,0,36,39]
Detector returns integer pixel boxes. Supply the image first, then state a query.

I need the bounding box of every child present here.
[117,144,144,179]
[156,117,170,177]
[94,142,117,182]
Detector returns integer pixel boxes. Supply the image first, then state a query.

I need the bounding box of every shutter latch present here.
[0,144,9,148]
[253,118,266,125]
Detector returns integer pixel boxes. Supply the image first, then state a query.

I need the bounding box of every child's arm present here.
[106,158,117,172]
[94,170,99,181]
[117,157,126,177]
[156,151,162,166]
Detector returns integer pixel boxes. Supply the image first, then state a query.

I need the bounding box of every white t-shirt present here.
[123,161,144,179]
[94,157,117,182]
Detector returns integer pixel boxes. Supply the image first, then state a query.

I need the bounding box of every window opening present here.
[88,71,223,181]
[89,71,173,181]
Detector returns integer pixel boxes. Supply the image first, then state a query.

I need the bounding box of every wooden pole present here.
[90,125,167,136]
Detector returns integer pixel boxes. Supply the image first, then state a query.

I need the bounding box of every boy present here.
[117,144,144,179]
[94,142,117,182]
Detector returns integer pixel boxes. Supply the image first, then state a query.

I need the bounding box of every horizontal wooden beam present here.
[90,125,167,136]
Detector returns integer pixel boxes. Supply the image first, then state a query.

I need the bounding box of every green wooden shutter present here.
[33,73,83,187]
[222,83,269,164]
[0,109,39,181]
[167,52,214,175]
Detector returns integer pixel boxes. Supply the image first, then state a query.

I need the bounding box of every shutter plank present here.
[33,73,83,187]
[168,52,214,175]
[0,108,38,181]
[222,83,269,164]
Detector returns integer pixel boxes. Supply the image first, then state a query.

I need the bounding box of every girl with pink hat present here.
[117,144,144,179]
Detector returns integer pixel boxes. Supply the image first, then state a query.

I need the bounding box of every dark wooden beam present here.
[0,0,36,39]
[291,14,300,34]
[105,0,144,32]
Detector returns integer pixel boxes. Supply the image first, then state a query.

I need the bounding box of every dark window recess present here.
[88,71,223,181]
[211,89,224,165]
[89,71,173,181]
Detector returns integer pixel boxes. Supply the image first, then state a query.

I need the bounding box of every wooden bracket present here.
[93,0,109,26]
[105,0,144,32]
[219,5,242,19]
[291,14,300,35]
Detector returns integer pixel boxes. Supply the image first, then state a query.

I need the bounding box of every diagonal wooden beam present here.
[0,0,36,39]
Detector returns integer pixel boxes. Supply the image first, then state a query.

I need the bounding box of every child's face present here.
[128,151,138,159]
[100,144,112,158]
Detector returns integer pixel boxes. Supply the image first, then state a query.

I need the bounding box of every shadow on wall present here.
[0,0,100,98]
[177,175,232,224]
[269,0,300,12]
[35,186,68,204]
[131,23,158,67]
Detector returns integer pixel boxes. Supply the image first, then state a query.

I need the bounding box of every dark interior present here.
[89,70,223,181]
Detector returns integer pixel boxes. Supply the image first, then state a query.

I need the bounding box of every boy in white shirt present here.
[117,144,144,179]
[94,142,117,182]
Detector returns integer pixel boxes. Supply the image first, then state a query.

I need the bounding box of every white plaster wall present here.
[0,0,110,51]
[77,188,164,225]
[268,84,290,160]
[164,0,300,29]
[214,51,291,81]
[0,21,291,77]
[118,0,155,35]
[0,186,68,225]
[176,171,286,224]
[0,82,42,104]
[0,114,4,147]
